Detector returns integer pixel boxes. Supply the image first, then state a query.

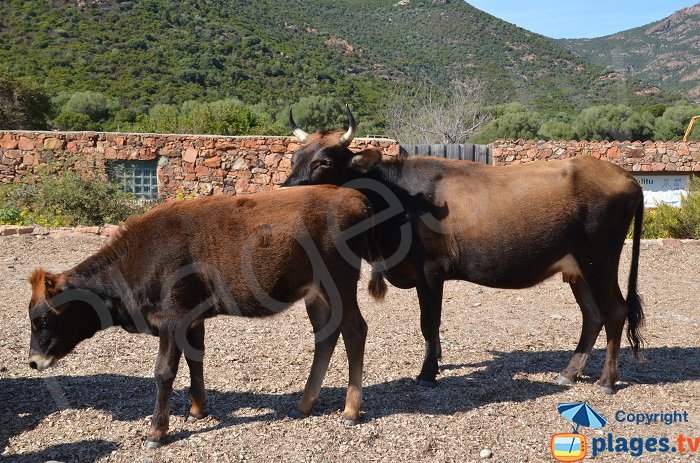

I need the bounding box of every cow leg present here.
[145,327,182,449]
[597,290,627,395]
[185,322,207,421]
[290,295,340,418]
[339,295,367,425]
[557,279,603,385]
[416,277,444,387]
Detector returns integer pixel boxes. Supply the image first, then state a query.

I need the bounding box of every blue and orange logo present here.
[551,402,607,462]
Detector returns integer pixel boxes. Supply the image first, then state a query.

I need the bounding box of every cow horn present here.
[288,107,309,142]
[339,104,356,146]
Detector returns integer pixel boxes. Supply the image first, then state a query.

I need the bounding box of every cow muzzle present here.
[28,354,57,371]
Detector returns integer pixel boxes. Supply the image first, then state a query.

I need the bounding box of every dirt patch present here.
[1,235,699,462]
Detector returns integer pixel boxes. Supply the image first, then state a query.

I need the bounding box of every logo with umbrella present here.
[551,402,608,462]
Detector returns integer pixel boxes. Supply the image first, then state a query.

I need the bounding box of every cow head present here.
[27,269,101,371]
[282,105,383,187]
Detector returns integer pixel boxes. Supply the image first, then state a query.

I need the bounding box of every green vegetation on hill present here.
[560,4,700,101]
[470,101,699,143]
[278,0,665,112]
[0,0,671,134]
[0,0,391,132]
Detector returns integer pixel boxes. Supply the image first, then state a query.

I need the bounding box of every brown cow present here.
[27,185,376,448]
[282,107,645,395]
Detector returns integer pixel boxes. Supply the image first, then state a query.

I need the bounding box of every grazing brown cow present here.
[282,107,645,395]
[27,185,376,448]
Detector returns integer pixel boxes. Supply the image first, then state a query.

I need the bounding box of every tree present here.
[469,103,540,143]
[137,104,180,133]
[383,78,489,144]
[538,119,575,141]
[654,103,699,141]
[489,111,541,140]
[276,96,346,132]
[52,111,95,131]
[181,99,265,135]
[131,99,269,135]
[0,75,54,130]
[572,104,644,141]
[51,91,120,130]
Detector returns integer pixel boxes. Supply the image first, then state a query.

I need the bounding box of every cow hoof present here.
[343,417,361,426]
[143,440,163,450]
[555,374,575,386]
[597,384,616,395]
[187,414,205,422]
[416,378,438,388]
[287,408,308,420]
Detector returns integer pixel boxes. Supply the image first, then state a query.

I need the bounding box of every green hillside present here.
[561,3,700,102]
[0,0,667,131]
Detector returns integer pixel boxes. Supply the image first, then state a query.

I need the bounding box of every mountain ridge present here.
[0,0,669,129]
[560,3,700,101]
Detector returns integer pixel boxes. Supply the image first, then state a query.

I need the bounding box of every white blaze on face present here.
[28,354,57,371]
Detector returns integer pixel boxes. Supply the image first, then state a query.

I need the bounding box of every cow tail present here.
[627,197,645,361]
[364,221,387,300]
[368,264,388,300]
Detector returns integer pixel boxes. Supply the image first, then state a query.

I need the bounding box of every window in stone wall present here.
[107,160,159,200]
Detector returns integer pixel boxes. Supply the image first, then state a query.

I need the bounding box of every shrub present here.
[132,99,268,135]
[634,179,700,239]
[668,179,700,239]
[638,206,674,239]
[0,207,22,224]
[0,168,147,226]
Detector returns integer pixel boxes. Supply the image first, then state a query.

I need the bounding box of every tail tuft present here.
[627,290,646,363]
[368,269,387,300]
[627,197,646,362]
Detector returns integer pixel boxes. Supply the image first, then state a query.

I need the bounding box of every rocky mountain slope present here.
[561,3,700,101]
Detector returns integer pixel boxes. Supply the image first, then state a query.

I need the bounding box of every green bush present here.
[668,179,700,239]
[634,179,700,239]
[538,119,574,141]
[132,98,270,135]
[0,168,147,226]
[638,207,673,239]
[52,111,96,131]
[0,207,22,224]
[58,91,119,121]
[51,91,120,131]
[653,103,699,141]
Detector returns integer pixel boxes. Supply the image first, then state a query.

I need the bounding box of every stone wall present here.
[491,139,700,172]
[0,131,399,198]
[3,131,700,201]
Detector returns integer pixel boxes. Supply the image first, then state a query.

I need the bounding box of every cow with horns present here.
[282,106,645,394]
[27,186,378,447]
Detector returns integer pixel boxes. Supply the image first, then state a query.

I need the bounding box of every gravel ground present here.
[1,234,699,463]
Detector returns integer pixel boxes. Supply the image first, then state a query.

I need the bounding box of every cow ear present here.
[28,268,46,289]
[29,269,66,313]
[349,148,382,173]
[44,273,66,295]
[45,273,67,314]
